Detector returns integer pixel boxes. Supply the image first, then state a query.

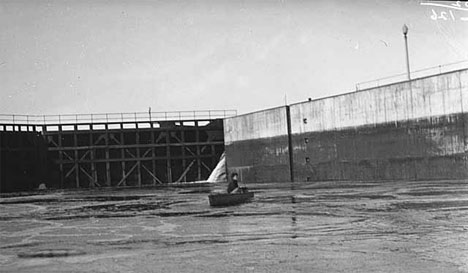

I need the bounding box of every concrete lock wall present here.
[224,107,291,182]
[224,68,468,183]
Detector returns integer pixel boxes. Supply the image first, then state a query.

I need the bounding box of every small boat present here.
[208,188,254,207]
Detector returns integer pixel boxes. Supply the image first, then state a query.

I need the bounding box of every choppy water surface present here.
[1,180,468,272]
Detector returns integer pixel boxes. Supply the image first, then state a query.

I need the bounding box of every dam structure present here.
[224,68,468,183]
[0,110,236,192]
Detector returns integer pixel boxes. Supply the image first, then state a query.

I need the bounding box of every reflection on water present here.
[289,179,298,239]
[290,195,297,239]
[1,180,468,272]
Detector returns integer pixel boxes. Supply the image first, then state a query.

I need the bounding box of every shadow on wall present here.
[224,69,468,183]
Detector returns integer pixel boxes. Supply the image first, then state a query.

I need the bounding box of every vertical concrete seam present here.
[286,106,294,182]
[458,71,467,156]
[0,133,2,193]
[460,71,465,114]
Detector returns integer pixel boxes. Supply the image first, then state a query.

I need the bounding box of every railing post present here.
[12,114,15,124]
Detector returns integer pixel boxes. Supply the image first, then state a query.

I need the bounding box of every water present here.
[1,180,468,272]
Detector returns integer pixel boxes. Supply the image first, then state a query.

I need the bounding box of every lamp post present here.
[402,24,411,81]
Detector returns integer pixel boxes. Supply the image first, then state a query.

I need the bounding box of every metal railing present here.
[355,60,468,91]
[0,110,237,125]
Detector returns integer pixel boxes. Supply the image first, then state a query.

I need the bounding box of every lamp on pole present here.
[402,24,411,81]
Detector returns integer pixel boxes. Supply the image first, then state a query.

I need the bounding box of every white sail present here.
[207,152,226,183]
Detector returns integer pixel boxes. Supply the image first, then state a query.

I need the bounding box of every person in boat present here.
[227,172,240,193]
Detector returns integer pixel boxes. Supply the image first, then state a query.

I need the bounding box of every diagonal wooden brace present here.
[176,160,196,183]
[142,165,163,184]
[116,163,138,187]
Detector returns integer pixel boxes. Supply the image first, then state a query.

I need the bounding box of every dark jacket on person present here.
[227,179,239,193]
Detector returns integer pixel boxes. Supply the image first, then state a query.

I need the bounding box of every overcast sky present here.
[1,0,467,116]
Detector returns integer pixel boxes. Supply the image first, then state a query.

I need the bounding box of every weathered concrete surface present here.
[224,107,291,182]
[225,136,291,183]
[224,69,467,182]
[289,70,467,133]
[289,69,467,181]
[292,113,468,181]
[1,180,468,272]
[224,107,289,145]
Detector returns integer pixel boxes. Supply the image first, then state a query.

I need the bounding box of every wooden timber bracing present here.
[0,118,226,189]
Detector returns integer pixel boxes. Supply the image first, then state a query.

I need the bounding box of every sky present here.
[1,0,467,116]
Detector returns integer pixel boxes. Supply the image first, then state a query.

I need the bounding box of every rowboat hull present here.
[208,191,254,207]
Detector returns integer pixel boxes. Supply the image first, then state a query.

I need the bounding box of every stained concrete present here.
[224,69,467,183]
[292,113,468,181]
[225,136,291,183]
[1,180,468,272]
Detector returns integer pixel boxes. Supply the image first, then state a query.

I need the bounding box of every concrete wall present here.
[224,107,291,182]
[289,70,466,132]
[290,69,467,181]
[224,69,468,183]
